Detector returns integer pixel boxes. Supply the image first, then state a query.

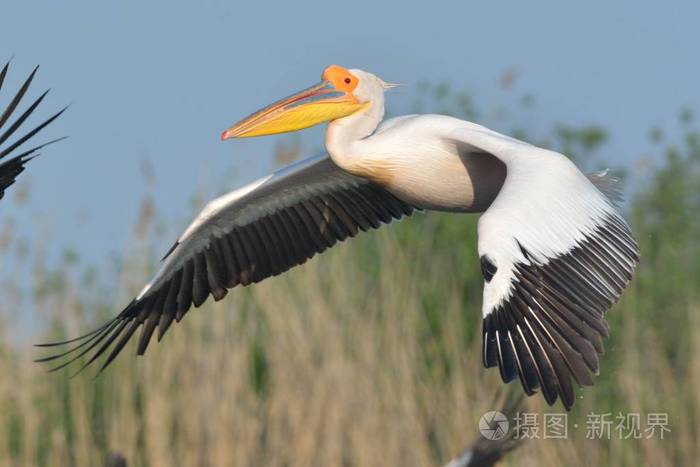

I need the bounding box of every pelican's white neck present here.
[325,99,384,169]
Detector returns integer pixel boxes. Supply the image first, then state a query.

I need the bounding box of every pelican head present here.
[221,65,395,139]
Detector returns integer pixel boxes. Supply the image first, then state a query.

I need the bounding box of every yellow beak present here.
[221,81,366,139]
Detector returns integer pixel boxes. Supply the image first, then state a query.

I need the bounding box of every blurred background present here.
[1,1,699,465]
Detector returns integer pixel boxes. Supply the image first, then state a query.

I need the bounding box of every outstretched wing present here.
[0,61,66,199]
[449,125,639,410]
[37,154,416,373]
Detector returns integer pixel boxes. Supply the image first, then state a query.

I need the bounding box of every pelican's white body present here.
[48,66,637,409]
[330,114,507,212]
[324,70,508,213]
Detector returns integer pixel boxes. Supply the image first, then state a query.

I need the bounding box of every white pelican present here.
[0,61,65,199]
[39,65,639,410]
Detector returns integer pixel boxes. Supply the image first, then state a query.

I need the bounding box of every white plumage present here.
[39,65,639,410]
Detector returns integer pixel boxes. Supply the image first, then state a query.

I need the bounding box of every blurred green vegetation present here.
[0,74,698,466]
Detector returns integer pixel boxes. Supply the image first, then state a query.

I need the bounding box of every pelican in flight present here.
[39,65,639,409]
[0,61,65,199]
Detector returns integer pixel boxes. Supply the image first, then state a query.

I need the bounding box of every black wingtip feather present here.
[482,212,639,410]
[36,301,139,375]
[97,320,141,375]
[0,61,9,90]
[0,64,65,199]
[34,319,114,347]
[0,64,38,131]
[0,105,68,160]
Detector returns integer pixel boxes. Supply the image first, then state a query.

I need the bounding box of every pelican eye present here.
[344,78,351,84]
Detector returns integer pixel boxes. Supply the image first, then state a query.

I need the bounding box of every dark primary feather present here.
[37,156,416,374]
[482,213,639,410]
[0,60,67,199]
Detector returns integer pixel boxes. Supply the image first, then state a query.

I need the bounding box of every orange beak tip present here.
[221,130,229,141]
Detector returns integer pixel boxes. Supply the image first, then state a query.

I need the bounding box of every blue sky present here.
[2,0,699,273]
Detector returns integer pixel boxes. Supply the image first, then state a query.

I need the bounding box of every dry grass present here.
[0,219,697,467]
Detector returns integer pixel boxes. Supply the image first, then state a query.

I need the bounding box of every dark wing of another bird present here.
[0,61,66,200]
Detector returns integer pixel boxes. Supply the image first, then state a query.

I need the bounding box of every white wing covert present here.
[449,126,639,410]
